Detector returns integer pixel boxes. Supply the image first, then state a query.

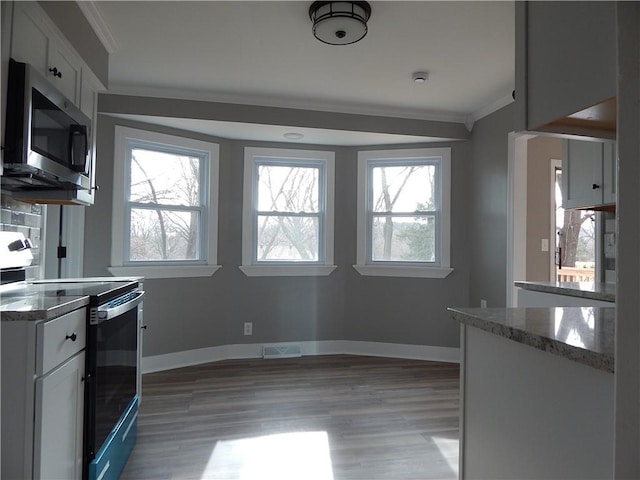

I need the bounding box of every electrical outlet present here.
[243,322,253,336]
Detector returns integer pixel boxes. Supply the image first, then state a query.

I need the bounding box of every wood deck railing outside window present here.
[556,267,595,282]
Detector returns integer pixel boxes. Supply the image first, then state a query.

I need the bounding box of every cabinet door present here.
[33,351,85,480]
[562,139,604,209]
[80,73,96,119]
[11,3,50,74]
[11,2,82,105]
[48,43,81,104]
[517,2,616,134]
[602,143,617,205]
[79,75,98,204]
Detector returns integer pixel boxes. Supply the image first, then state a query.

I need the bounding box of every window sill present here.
[239,265,337,277]
[108,265,221,279]
[352,264,454,278]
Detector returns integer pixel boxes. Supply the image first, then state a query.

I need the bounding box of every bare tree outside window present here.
[128,148,203,261]
[256,164,320,261]
[555,169,596,281]
[370,163,437,262]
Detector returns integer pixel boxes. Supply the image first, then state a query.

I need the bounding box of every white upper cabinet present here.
[47,41,82,104]
[80,72,97,120]
[562,139,616,209]
[602,143,617,205]
[11,2,49,73]
[515,1,617,139]
[8,2,106,206]
[10,2,89,107]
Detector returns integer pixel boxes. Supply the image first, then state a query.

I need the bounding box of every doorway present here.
[507,132,600,306]
[552,163,597,283]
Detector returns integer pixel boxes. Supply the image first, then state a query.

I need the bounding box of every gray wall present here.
[343,142,471,347]
[526,136,561,281]
[86,111,473,357]
[468,104,515,308]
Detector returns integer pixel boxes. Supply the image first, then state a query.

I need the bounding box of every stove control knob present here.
[7,239,31,251]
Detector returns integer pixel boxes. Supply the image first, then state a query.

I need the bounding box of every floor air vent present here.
[262,345,302,359]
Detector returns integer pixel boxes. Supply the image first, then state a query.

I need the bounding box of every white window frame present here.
[354,147,453,278]
[240,147,336,277]
[110,126,221,279]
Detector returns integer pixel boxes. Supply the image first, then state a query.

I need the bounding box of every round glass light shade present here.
[309,2,371,45]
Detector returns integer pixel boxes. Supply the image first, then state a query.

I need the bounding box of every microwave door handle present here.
[69,124,88,172]
[94,291,145,323]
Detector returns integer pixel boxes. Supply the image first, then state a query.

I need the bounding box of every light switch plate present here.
[604,233,615,258]
[541,238,549,252]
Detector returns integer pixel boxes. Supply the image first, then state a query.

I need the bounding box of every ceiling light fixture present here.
[309,1,372,46]
[412,72,430,84]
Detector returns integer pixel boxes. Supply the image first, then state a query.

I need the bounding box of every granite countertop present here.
[0,277,140,322]
[449,306,615,373]
[0,290,90,321]
[514,281,616,302]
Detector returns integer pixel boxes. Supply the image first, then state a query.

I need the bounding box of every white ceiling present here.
[91,1,515,144]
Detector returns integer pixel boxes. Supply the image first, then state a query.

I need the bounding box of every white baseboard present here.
[142,340,460,374]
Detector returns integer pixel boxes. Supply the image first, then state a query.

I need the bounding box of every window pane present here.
[371,165,435,212]
[257,215,319,261]
[371,215,436,262]
[130,148,201,206]
[257,165,319,213]
[129,208,200,261]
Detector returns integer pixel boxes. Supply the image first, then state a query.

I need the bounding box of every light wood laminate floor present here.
[121,355,460,480]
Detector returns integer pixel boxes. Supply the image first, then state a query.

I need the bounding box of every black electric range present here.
[29,279,140,306]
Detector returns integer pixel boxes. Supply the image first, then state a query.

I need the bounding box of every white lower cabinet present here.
[460,325,614,479]
[34,351,85,480]
[1,307,87,480]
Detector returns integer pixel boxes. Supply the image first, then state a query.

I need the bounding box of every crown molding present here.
[465,93,515,131]
[75,0,119,54]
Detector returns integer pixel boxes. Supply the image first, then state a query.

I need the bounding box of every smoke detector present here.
[412,72,430,84]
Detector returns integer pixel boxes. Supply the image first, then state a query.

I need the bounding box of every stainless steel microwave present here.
[2,58,93,202]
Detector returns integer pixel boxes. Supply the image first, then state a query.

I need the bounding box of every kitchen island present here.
[449,306,614,479]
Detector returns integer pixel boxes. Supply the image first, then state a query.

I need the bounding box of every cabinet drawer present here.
[37,308,86,375]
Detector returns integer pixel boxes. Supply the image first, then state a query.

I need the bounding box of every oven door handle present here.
[94,290,145,323]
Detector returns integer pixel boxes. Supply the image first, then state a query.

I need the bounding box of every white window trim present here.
[110,126,221,279]
[241,147,337,277]
[354,147,453,279]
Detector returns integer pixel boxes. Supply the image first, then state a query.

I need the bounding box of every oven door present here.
[85,290,144,466]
